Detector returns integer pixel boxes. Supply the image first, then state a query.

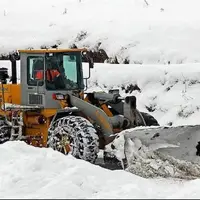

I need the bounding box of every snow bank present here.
[1,0,200,64]
[0,141,199,199]
[87,63,200,126]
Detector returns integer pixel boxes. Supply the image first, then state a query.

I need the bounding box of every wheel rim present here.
[58,135,71,155]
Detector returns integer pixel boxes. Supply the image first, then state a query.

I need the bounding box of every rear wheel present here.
[47,115,99,163]
[135,109,147,126]
[0,116,11,144]
[134,110,159,126]
[140,112,159,126]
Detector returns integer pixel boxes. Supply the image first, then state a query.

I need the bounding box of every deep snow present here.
[1,140,200,199]
[1,0,200,64]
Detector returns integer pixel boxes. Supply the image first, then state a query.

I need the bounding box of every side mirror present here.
[82,50,94,91]
[83,78,88,91]
[83,63,89,91]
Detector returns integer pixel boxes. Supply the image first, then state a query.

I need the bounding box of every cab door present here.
[20,53,46,107]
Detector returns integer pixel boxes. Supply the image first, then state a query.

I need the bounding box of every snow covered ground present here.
[1,140,200,199]
[1,0,200,64]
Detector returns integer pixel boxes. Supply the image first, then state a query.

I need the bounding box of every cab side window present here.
[27,56,44,86]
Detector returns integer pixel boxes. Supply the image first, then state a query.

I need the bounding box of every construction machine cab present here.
[18,49,92,109]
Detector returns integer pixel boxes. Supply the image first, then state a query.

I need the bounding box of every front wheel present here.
[47,115,99,163]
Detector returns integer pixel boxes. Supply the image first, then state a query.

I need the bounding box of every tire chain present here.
[0,118,11,144]
[48,116,99,163]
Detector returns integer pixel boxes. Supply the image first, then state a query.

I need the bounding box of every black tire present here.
[140,112,159,126]
[0,117,11,144]
[135,109,147,126]
[47,115,99,163]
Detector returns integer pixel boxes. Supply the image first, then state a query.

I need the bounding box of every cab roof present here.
[18,48,87,54]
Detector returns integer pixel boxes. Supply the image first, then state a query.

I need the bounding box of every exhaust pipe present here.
[9,55,17,84]
[11,59,17,84]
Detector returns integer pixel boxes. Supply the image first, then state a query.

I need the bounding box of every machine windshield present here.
[45,53,80,90]
[27,53,83,90]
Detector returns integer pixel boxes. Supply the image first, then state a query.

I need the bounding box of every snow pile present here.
[87,63,200,126]
[1,0,200,64]
[0,140,200,199]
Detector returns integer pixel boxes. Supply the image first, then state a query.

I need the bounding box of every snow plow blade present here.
[105,125,200,180]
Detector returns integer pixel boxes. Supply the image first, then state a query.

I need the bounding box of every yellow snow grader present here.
[0,48,159,164]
